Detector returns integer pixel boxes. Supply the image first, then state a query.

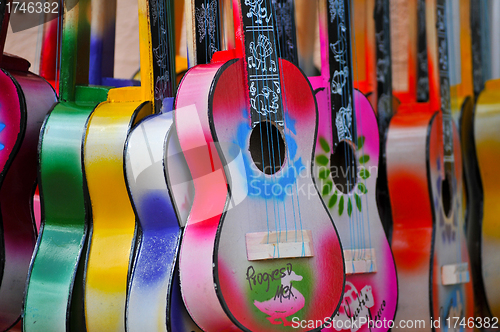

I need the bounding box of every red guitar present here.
[387,0,474,328]
[174,0,345,330]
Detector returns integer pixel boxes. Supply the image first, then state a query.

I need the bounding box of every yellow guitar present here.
[82,0,161,330]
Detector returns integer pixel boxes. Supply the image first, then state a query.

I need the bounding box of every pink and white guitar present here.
[174,0,345,330]
[309,1,398,331]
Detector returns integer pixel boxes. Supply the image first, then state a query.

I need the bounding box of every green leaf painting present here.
[316,136,370,216]
[319,137,330,153]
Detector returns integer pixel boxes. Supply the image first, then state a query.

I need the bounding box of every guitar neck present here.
[436,0,454,173]
[416,0,429,102]
[187,0,222,66]
[148,0,176,113]
[273,0,298,66]
[235,0,284,127]
[374,0,393,125]
[327,0,356,147]
[470,0,486,98]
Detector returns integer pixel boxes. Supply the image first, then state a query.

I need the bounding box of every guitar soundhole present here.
[249,121,286,175]
[441,173,453,218]
[330,141,357,194]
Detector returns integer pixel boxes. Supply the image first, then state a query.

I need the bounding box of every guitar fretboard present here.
[273,0,298,66]
[436,0,454,169]
[328,0,356,146]
[470,0,485,98]
[416,0,429,102]
[149,0,176,113]
[374,0,393,131]
[241,0,284,127]
[194,0,222,65]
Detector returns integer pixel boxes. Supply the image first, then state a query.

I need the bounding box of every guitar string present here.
[267,0,285,248]
[243,0,275,253]
[445,0,463,279]
[276,0,307,254]
[259,0,285,257]
[270,0,301,249]
[352,0,370,262]
[284,0,302,248]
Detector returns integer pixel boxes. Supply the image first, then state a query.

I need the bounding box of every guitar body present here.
[386,106,435,328]
[387,108,474,329]
[428,113,474,327]
[311,79,398,331]
[475,79,500,318]
[176,60,244,332]
[0,58,55,329]
[24,86,109,332]
[83,89,150,332]
[177,58,344,331]
[125,107,201,332]
[0,64,56,330]
[0,70,24,328]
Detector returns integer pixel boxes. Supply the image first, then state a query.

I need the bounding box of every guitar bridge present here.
[344,249,377,274]
[441,263,470,285]
[246,230,313,261]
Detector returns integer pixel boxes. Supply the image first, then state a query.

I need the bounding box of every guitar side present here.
[0,67,56,330]
[83,91,150,332]
[175,61,240,332]
[24,92,107,332]
[386,106,435,330]
[475,79,500,318]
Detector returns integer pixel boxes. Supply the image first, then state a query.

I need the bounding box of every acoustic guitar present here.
[82,0,175,329]
[0,1,57,330]
[470,0,500,322]
[23,0,111,331]
[123,0,204,330]
[387,0,474,329]
[175,0,345,330]
[309,0,397,331]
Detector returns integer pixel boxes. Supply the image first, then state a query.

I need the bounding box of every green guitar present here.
[23,1,111,331]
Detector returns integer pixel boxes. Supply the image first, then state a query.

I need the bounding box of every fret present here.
[241,0,284,127]
[436,0,454,170]
[328,0,356,146]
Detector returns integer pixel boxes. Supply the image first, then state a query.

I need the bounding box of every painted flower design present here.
[316,136,370,217]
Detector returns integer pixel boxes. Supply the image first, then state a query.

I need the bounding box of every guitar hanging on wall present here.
[174,0,345,330]
[309,0,398,331]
